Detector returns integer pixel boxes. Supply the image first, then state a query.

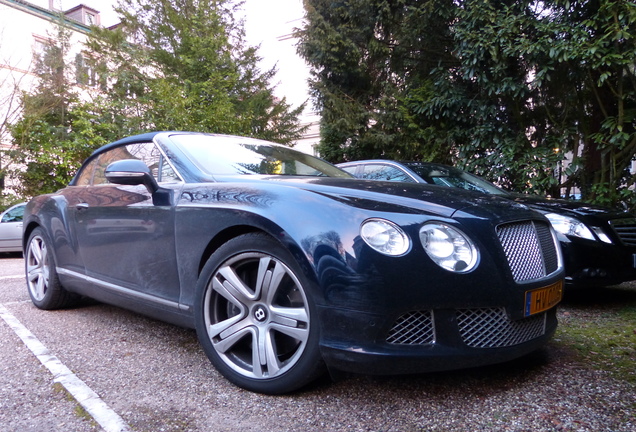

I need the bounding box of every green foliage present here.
[301,0,636,207]
[86,0,306,144]
[299,0,457,163]
[439,0,636,203]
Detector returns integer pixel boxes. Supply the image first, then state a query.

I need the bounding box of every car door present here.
[72,141,184,303]
[0,203,25,252]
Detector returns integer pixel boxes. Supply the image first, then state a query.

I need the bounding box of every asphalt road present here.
[1,253,634,432]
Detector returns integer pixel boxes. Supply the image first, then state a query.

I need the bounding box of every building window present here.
[32,36,63,78]
[32,35,54,63]
[75,54,100,87]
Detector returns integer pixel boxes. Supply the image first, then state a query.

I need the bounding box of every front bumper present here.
[318,305,558,375]
[561,238,636,287]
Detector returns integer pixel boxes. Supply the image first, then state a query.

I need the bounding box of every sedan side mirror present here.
[105,159,171,206]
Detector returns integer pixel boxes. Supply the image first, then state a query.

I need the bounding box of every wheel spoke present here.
[30,239,43,264]
[209,313,250,340]
[261,261,288,305]
[216,265,256,303]
[253,257,272,299]
[27,264,42,282]
[256,328,280,377]
[269,322,309,344]
[34,275,46,300]
[40,243,49,271]
[213,324,254,354]
[270,306,308,327]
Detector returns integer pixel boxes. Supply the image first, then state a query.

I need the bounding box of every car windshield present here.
[404,163,509,196]
[172,134,352,178]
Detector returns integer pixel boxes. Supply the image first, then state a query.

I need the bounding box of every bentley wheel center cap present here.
[253,305,267,322]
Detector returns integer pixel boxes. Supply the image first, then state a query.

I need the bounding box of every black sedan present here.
[24,132,564,394]
[338,159,636,288]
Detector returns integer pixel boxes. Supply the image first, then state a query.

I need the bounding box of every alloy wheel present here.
[203,252,311,379]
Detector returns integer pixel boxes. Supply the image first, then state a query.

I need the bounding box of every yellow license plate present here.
[524,280,563,316]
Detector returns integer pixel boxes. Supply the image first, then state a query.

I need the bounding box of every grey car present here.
[0,203,26,253]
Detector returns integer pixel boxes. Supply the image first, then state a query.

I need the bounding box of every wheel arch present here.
[22,221,41,252]
[195,223,322,297]
[197,224,261,275]
[197,221,324,302]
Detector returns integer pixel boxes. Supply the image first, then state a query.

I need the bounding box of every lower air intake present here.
[386,311,435,345]
[456,307,546,348]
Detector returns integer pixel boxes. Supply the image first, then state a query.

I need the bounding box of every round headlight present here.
[420,223,478,272]
[360,219,410,256]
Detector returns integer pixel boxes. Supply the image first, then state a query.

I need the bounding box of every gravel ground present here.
[1,254,635,431]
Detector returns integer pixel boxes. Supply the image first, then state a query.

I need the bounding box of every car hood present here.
[510,193,632,221]
[215,175,539,221]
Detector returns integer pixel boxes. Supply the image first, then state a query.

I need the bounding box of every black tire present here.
[25,227,78,310]
[194,232,325,394]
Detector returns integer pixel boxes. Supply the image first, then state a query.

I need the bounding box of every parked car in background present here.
[338,160,636,288]
[23,132,564,394]
[0,202,26,253]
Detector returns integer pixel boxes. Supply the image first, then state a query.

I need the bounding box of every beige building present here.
[0,0,102,135]
[0,0,103,196]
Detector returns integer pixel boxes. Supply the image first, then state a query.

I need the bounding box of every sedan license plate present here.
[524,281,563,316]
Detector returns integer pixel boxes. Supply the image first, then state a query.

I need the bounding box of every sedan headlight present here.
[544,213,611,243]
[419,223,478,272]
[360,219,410,256]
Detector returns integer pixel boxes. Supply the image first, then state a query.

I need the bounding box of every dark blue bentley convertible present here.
[23,132,564,394]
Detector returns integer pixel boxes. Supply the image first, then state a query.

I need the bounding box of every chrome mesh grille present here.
[535,222,559,275]
[610,218,636,246]
[456,308,546,348]
[496,221,559,282]
[386,311,435,345]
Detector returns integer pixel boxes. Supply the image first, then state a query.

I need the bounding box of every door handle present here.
[76,203,89,210]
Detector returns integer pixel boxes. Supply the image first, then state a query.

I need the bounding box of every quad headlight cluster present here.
[360,219,479,273]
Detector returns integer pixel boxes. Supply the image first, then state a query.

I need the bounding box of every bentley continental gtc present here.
[23,132,564,394]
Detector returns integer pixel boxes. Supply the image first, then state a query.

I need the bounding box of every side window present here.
[339,165,358,176]
[2,205,25,223]
[92,146,138,185]
[361,165,414,182]
[88,143,181,186]
[123,143,181,183]
[75,158,98,185]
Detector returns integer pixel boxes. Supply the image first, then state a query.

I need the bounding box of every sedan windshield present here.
[172,134,351,178]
